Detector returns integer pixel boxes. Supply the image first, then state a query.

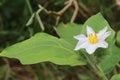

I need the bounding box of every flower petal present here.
[74,34,86,40]
[85,41,108,54]
[99,31,111,41]
[97,41,108,48]
[85,44,97,54]
[87,26,95,36]
[97,26,108,37]
[103,31,111,40]
[74,41,88,50]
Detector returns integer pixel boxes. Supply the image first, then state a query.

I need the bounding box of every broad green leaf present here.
[111,74,120,80]
[55,23,83,45]
[0,33,86,66]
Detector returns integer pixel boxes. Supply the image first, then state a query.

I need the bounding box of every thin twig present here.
[38,0,74,25]
[36,8,45,31]
[78,8,88,19]
[38,0,73,16]
[3,58,11,80]
[38,5,60,16]
[79,2,92,16]
[71,0,79,22]
[57,0,74,15]
[56,16,60,26]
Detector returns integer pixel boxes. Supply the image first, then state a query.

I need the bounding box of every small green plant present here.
[0,13,120,80]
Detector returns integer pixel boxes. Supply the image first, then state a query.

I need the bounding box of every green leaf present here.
[55,23,83,45]
[111,74,120,80]
[0,33,86,66]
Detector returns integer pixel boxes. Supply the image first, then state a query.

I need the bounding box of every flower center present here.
[89,33,98,44]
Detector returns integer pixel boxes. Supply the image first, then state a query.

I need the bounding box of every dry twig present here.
[71,0,79,22]
[38,0,80,25]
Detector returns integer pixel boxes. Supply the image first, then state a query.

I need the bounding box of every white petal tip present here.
[88,53,94,55]
[105,26,108,28]
[86,25,90,27]
[108,31,111,35]
[86,25,95,35]
[104,26,108,31]
[73,36,77,38]
[74,48,78,51]
[87,51,94,55]
[73,36,79,40]
[86,47,96,55]
[73,36,76,39]
[86,25,90,29]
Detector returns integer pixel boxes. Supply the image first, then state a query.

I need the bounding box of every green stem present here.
[96,65,108,80]
[41,63,51,75]
[41,63,54,80]
[35,64,44,80]
[50,64,62,80]
[25,0,34,36]
[5,65,10,80]
[25,0,33,15]
[25,0,45,31]
[36,9,45,31]
[83,52,108,80]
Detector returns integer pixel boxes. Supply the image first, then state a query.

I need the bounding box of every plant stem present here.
[25,0,44,31]
[35,64,44,80]
[5,65,10,80]
[25,0,33,15]
[36,9,45,31]
[83,52,108,80]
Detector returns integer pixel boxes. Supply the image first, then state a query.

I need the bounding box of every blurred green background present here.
[0,0,120,80]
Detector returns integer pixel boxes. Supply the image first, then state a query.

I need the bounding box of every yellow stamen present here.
[89,33,98,44]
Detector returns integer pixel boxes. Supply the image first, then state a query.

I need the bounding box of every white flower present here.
[74,26,111,54]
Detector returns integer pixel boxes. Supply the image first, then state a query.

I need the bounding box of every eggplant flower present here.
[74,26,111,54]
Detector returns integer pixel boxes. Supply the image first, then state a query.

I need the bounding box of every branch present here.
[38,0,74,25]
[38,0,73,16]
